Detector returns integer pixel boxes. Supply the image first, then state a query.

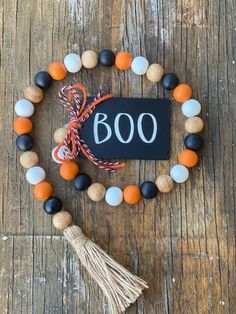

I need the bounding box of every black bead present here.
[140,181,158,199]
[184,134,204,151]
[16,134,34,151]
[34,71,53,89]
[161,73,179,90]
[99,49,116,67]
[43,196,62,215]
[73,173,91,191]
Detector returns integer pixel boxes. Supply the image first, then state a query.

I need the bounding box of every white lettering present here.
[137,113,157,143]
[93,113,112,144]
[114,113,134,143]
[93,112,158,144]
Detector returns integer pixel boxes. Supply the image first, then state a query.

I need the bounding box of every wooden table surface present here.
[0,0,235,313]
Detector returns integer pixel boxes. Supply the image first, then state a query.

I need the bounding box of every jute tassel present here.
[63,225,148,314]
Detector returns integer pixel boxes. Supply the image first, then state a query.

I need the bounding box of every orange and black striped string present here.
[53,83,125,171]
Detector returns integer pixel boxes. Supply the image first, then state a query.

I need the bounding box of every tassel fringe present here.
[63,225,148,314]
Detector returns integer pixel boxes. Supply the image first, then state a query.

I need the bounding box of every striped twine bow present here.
[53,83,125,172]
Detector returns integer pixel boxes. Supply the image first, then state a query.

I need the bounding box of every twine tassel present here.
[64,225,148,314]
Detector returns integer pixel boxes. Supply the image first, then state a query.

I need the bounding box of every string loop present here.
[53,83,125,172]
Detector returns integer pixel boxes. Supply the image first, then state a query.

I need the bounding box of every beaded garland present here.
[14,50,204,214]
[13,49,204,313]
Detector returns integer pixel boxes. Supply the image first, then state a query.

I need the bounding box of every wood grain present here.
[0,0,235,313]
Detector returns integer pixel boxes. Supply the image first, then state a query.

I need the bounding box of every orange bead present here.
[173,83,192,103]
[13,117,33,135]
[59,161,79,180]
[48,61,67,80]
[178,149,198,168]
[123,184,141,205]
[34,181,53,201]
[115,51,132,70]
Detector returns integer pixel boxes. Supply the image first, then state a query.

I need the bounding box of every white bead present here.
[181,99,201,117]
[26,166,46,185]
[105,187,123,206]
[131,56,149,75]
[64,53,82,73]
[52,146,71,164]
[170,165,189,183]
[15,99,34,117]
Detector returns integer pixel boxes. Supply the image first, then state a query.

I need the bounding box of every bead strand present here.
[13,48,204,223]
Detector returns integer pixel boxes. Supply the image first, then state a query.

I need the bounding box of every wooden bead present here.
[87,183,106,202]
[64,53,82,73]
[162,73,179,90]
[73,173,91,191]
[20,151,39,168]
[81,50,98,69]
[178,149,198,168]
[115,51,132,70]
[15,99,34,117]
[185,117,204,133]
[173,84,192,103]
[34,181,53,201]
[53,211,73,230]
[60,161,79,180]
[48,61,67,80]
[155,175,174,193]
[24,85,44,103]
[146,64,164,83]
[16,134,34,151]
[140,181,158,199]
[52,145,71,164]
[26,166,46,185]
[13,117,33,135]
[184,134,203,151]
[53,127,67,143]
[99,49,116,67]
[43,196,62,215]
[34,71,52,89]
[131,56,149,75]
[105,187,123,206]
[182,99,201,117]
[123,185,141,204]
[170,165,189,183]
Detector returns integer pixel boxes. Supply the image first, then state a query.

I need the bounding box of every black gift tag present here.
[79,97,170,160]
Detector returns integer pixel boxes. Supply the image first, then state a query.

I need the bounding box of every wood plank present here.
[0,0,235,313]
[1,236,236,313]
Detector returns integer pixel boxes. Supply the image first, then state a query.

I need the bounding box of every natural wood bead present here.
[155,175,174,193]
[24,85,44,103]
[20,151,39,169]
[185,117,204,133]
[81,50,98,69]
[146,64,164,83]
[87,183,106,202]
[54,127,67,143]
[52,211,73,230]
